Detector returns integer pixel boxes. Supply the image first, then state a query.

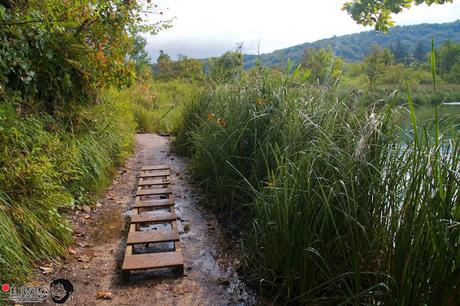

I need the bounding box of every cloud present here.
[145,0,460,61]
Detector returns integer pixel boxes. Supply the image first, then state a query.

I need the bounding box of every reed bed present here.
[174,67,460,304]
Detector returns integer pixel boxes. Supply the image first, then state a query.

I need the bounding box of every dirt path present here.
[35,134,255,306]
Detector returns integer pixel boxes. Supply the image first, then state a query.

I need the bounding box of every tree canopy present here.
[343,0,454,31]
[0,0,170,116]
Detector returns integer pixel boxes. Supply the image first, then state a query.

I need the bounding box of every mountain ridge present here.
[243,20,460,68]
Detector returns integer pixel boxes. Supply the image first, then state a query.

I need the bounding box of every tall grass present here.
[174,68,460,304]
[107,79,199,133]
[0,94,135,283]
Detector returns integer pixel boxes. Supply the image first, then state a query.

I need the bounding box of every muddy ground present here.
[34,134,256,306]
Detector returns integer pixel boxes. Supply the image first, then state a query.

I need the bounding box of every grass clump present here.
[174,68,460,304]
[0,95,135,283]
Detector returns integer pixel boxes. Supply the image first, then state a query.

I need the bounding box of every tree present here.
[173,56,204,80]
[436,41,460,81]
[413,40,429,62]
[391,40,411,64]
[0,0,171,116]
[130,35,151,77]
[343,0,453,31]
[301,48,343,85]
[207,48,244,82]
[155,50,174,79]
[364,46,394,87]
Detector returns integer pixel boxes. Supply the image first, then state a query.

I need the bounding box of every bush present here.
[0,95,135,283]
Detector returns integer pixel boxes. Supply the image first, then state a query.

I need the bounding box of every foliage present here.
[343,0,453,31]
[0,0,169,116]
[364,46,394,87]
[0,94,135,283]
[207,48,244,82]
[301,47,343,85]
[130,35,152,78]
[436,40,460,82]
[174,69,460,304]
[153,51,204,81]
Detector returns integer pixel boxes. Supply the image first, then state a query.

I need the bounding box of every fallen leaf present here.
[39,266,54,274]
[96,291,112,300]
[77,255,91,263]
[183,224,190,233]
[82,205,91,213]
[68,247,77,255]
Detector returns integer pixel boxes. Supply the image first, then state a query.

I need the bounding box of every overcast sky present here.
[145,0,460,61]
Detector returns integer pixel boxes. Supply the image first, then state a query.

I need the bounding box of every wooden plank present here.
[138,179,171,186]
[141,165,170,171]
[133,198,174,209]
[130,212,176,224]
[136,188,172,196]
[122,250,183,271]
[139,170,170,178]
[127,229,180,245]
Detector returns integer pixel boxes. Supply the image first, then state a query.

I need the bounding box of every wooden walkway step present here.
[127,229,180,245]
[122,251,184,271]
[122,165,184,280]
[141,165,170,171]
[130,212,176,224]
[132,198,174,209]
[138,179,171,186]
[139,170,170,178]
[136,188,172,196]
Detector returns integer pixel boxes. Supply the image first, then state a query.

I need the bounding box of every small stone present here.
[82,205,91,213]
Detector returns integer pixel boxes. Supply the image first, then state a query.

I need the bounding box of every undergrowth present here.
[0,94,135,283]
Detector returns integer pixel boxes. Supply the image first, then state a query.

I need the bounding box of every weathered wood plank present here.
[136,188,172,196]
[132,198,175,209]
[127,229,180,245]
[138,179,171,186]
[122,251,183,271]
[141,165,170,171]
[130,212,176,224]
[139,170,170,178]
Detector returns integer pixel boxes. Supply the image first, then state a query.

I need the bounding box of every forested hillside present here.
[244,20,460,68]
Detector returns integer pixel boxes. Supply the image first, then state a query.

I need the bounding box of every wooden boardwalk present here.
[122,165,184,280]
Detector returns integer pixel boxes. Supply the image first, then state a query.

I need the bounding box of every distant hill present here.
[244,20,460,68]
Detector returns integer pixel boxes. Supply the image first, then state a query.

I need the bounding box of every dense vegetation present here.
[0,0,165,283]
[244,20,460,68]
[173,62,460,305]
[1,0,459,304]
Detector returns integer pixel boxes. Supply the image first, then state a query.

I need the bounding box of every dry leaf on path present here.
[39,266,54,274]
[68,247,77,255]
[96,291,112,300]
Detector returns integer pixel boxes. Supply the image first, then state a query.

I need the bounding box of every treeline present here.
[0,0,160,283]
[151,40,460,88]
[151,49,244,82]
[244,20,460,68]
